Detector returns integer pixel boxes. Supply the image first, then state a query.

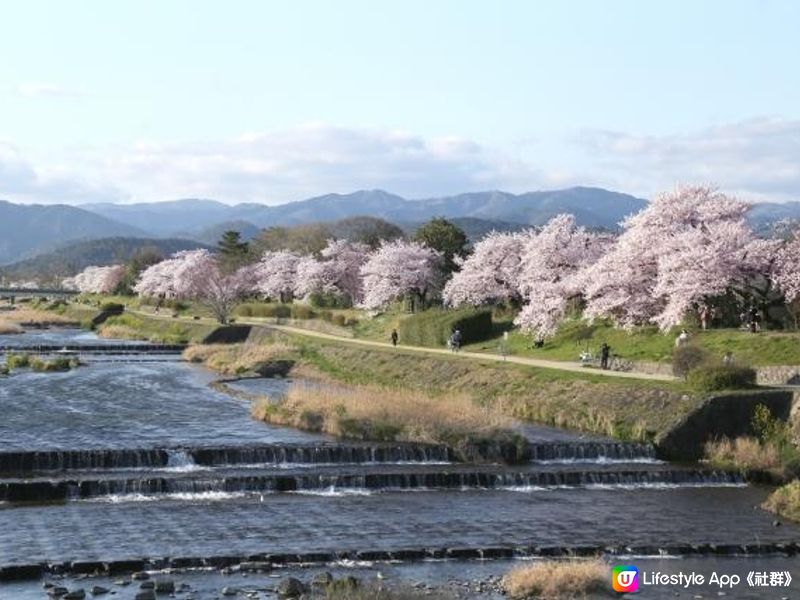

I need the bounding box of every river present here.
[1,328,798,599]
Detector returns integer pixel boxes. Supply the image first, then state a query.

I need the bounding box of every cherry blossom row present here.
[62,185,800,335]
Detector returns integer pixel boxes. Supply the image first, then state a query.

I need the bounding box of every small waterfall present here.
[0,443,452,476]
[0,449,170,474]
[0,468,744,503]
[165,449,200,472]
[529,442,658,463]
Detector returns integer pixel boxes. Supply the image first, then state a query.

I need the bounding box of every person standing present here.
[699,306,710,330]
[600,342,610,370]
[390,329,399,347]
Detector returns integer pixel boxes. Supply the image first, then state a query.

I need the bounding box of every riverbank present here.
[24,303,798,451]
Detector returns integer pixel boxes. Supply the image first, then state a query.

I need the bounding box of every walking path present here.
[124,308,675,382]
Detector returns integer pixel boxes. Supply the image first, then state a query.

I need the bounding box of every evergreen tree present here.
[413,217,468,274]
[217,230,250,271]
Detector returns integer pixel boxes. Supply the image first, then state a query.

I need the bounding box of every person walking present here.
[448,328,463,352]
[390,329,399,347]
[599,342,610,370]
[699,306,711,330]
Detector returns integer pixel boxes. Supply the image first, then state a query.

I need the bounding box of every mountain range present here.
[2,187,799,269]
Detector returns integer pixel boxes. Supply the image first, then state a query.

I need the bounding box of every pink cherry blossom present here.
[63,265,126,294]
[359,239,442,310]
[135,249,251,322]
[584,185,772,330]
[514,214,611,337]
[254,250,302,303]
[443,230,530,307]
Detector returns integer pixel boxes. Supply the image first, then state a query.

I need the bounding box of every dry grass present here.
[0,308,75,327]
[763,480,800,522]
[97,324,144,340]
[705,436,782,473]
[503,559,609,599]
[183,342,294,375]
[252,381,512,444]
[0,320,23,334]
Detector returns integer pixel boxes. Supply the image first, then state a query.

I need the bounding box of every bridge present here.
[0,288,79,301]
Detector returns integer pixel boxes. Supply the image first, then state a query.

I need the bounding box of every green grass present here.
[463,318,800,367]
[65,298,800,367]
[284,333,694,441]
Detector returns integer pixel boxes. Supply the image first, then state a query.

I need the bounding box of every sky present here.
[1,0,799,205]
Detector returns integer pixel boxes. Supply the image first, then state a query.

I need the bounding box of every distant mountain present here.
[183,220,262,245]
[78,187,647,237]
[0,237,211,283]
[747,202,800,234]
[0,200,146,265]
[399,217,529,242]
[82,198,235,236]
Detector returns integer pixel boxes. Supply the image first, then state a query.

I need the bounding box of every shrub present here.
[332,314,347,326]
[672,343,707,377]
[99,302,125,314]
[686,364,756,391]
[705,436,782,473]
[503,559,609,599]
[290,304,315,320]
[398,308,493,348]
[0,364,9,376]
[6,353,31,369]
[309,292,352,309]
[31,357,77,372]
[235,303,292,319]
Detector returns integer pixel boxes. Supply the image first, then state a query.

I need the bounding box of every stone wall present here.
[656,390,796,461]
[755,365,800,386]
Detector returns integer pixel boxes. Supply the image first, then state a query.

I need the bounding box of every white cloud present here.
[575,117,800,202]
[99,124,548,203]
[15,82,86,98]
[0,142,125,204]
[1,119,799,205]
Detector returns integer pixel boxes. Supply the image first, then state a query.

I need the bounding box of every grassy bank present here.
[187,329,693,442]
[0,305,79,330]
[290,337,692,441]
[252,382,514,448]
[763,481,800,522]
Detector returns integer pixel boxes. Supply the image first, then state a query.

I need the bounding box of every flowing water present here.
[1,328,798,598]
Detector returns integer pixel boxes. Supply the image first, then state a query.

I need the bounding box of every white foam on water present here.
[501,482,747,492]
[291,487,374,497]
[532,457,663,465]
[87,490,249,503]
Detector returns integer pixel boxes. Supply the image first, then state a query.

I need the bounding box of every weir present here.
[0,466,744,502]
[0,443,454,475]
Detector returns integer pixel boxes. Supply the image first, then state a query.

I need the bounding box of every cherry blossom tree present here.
[134,250,252,323]
[294,239,371,305]
[359,239,443,310]
[63,265,126,294]
[772,231,800,304]
[513,215,611,338]
[584,185,772,331]
[255,250,302,303]
[443,230,529,307]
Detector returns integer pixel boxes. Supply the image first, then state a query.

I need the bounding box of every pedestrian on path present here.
[600,342,610,370]
[390,329,398,347]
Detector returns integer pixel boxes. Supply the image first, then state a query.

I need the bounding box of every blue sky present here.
[1,0,799,204]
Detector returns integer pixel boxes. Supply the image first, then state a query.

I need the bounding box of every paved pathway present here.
[124,307,676,382]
